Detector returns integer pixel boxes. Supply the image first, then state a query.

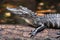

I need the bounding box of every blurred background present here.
[0,0,60,24]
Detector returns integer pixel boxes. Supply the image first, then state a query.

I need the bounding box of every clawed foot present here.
[29,30,37,38]
[56,32,60,38]
[57,32,60,35]
[29,24,45,38]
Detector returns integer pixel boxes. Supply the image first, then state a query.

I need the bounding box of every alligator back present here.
[38,13,60,28]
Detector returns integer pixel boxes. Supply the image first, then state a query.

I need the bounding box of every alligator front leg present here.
[30,23,46,38]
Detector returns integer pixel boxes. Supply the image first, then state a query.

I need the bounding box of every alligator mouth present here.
[20,17,37,27]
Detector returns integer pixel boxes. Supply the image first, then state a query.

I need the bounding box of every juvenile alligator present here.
[6,6,60,37]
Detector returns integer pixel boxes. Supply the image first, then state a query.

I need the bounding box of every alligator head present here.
[6,5,37,26]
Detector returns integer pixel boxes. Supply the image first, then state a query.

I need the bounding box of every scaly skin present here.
[6,6,60,38]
